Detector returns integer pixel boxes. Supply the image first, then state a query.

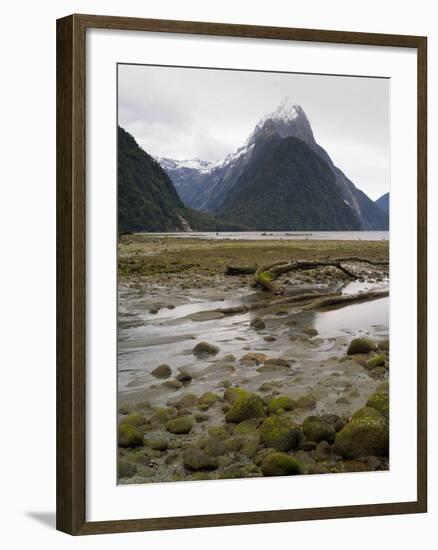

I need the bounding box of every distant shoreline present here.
[133,230,389,242]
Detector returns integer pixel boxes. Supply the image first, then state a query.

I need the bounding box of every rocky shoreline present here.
[117,236,389,483]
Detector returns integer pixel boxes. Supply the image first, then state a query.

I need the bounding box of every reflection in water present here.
[118,281,389,400]
[314,297,389,337]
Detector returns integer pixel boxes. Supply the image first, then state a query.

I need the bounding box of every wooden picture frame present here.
[56,13,427,535]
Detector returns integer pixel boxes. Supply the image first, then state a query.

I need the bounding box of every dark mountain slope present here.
[118,127,246,232]
[375,192,390,215]
[160,98,389,230]
[218,136,362,231]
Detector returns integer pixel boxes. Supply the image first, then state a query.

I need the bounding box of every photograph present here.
[116,63,390,484]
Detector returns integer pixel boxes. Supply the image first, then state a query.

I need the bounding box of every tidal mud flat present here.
[117,235,390,483]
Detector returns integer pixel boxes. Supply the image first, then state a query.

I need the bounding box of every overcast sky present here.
[118,64,389,200]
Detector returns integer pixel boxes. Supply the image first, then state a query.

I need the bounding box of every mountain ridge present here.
[375,192,390,215]
[217,135,362,231]
[159,98,389,230]
[118,126,248,233]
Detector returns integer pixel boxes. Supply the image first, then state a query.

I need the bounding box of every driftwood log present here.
[227,257,389,293]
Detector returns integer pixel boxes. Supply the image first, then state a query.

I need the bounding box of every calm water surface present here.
[139,231,389,241]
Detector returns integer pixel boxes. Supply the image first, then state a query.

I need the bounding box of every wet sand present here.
[117,236,390,483]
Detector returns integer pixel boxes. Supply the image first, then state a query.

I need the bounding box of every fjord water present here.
[140,231,389,241]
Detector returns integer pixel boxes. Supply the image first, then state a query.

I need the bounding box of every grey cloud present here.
[118,64,389,200]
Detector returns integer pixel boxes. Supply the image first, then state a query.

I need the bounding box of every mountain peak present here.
[271,97,303,121]
[246,98,314,149]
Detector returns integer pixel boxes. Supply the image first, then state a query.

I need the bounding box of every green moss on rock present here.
[118,424,143,448]
[192,341,219,358]
[119,412,147,427]
[151,364,172,379]
[366,392,389,418]
[240,438,260,458]
[378,339,390,351]
[233,418,262,437]
[267,396,297,414]
[203,438,229,457]
[183,447,219,471]
[260,416,300,451]
[151,407,177,424]
[208,426,229,439]
[366,355,386,369]
[117,460,137,478]
[261,452,302,476]
[347,337,377,355]
[223,387,250,404]
[118,404,132,415]
[143,436,169,451]
[303,416,336,444]
[199,392,220,407]
[165,416,194,434]
[352,406,383,421]
[296,395,317,410]
[172,393,198,409]
[334,416,389,458]
[188,472,212,481]
[225,392,266,423]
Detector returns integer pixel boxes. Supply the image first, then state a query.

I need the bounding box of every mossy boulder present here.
[369,367,387,379]
[192,341,219,358]
[203,438,229,457]
[233,418,262,437]
[119,412,147,427]
[296,395,317,410]
[239,352,269,366]
[117,460,137,478]
[199,392,220,407]
[378,338,390,351]
[176,369,193,384]
[366,355,386,369]
[366,392,389,418]
[118,424,143,448]
[334,416,389,458]
[188,472,212,481]
[171,393,198,409]
[240,438,260,458]
[118,404,132,415]
[225,392,266,423]
[143,436,169,451]
[183,447,219,471]
[223,387,250,405]
[250,317,266,330]
[151,407,177,424]
[267,396,297,414]
[303,416,336,444]
[352,406,383,421]
[165,416,194,434]
[208,425,229,439]
[260,416,300,451]
[376,381,389,393]
[347,337,377,355]
[261,452,302,476]
[151,364,172,379]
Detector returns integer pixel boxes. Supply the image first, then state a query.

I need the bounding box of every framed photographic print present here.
[56,14,427,535]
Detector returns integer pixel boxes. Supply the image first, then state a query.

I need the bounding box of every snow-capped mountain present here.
[157,97,388,230]
[157,139,256,212]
